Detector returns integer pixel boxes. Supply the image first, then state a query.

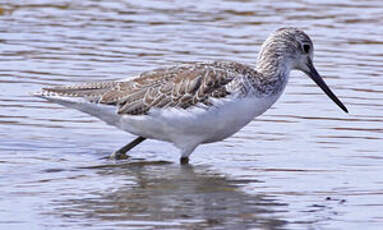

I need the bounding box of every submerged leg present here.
[180,156,189,165]
[178,144,198,165]
[110,136,146,160]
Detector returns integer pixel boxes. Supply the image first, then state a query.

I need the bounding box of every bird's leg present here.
[110,136,146,160]
[180,157,189,165]
[178,144,198,165]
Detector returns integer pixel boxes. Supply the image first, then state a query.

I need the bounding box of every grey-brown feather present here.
[40,61,266,115]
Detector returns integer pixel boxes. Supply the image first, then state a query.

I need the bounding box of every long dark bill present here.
[306,58,348,113]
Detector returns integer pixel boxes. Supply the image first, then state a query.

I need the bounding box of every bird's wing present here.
[38,61,255,115]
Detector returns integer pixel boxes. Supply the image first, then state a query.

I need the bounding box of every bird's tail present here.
[33,81,122,125]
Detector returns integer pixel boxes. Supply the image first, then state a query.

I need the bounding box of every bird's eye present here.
[303,44,310,53]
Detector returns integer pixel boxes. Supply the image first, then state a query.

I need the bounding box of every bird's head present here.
[258,27,348,113]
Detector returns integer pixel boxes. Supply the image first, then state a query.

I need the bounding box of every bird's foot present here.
[109,150,130,160]
[180,157,189,165]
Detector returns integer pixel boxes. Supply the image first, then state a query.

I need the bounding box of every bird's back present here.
[35,61,261,117]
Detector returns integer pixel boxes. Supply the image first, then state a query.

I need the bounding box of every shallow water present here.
[1,0,383,229]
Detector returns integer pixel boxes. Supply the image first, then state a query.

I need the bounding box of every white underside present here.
[38,93,282,157]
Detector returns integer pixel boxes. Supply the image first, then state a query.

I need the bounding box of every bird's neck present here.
[254,50,292,96]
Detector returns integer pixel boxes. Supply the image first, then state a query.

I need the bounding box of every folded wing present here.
[38,61,254,115]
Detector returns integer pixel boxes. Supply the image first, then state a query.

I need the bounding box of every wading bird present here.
[35,27,348,164]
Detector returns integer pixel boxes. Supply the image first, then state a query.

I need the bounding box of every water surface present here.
[1,0,383,229]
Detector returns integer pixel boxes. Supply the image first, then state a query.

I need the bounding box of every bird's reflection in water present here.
[51,160,288,229]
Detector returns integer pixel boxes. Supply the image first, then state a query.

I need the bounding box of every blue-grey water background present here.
[1,0,383,229]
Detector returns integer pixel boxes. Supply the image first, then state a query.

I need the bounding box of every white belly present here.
[41,93,280,150]
[119,95,279,147]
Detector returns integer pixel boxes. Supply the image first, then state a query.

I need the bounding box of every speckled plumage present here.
[35,27,347,163]
[37,61,280,115]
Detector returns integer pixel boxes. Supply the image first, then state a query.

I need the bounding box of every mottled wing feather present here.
[41,81,121,103]
[40,61,258,115]
[115,62,239,115]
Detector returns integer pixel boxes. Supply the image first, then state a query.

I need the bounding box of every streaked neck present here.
[254,39,294,96]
